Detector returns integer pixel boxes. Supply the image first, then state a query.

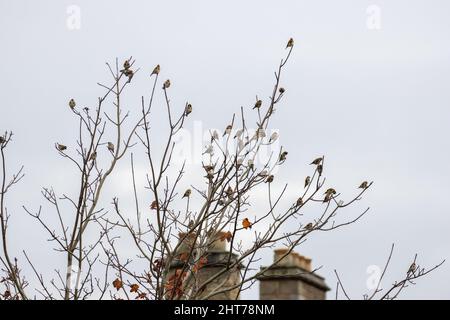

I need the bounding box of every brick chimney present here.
[167,231,242,300]
[257,249,329,300]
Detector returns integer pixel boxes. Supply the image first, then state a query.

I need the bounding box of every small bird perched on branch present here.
[203,164,214,173]
[324,188,336,196]
[248,159,254,171]
[182,189,191,199]
[266,175,274,183]
[89,151,97,162]
[151,64,160,76]
[408,262,417,275]
[323,193,332,203]
[123,68,134,82]
[253,99,262,110]
[286,38,294,49]
[185,103,192,116]
[0,136,5,144]
[256,128,266,138]
[107,142,115,153]
[163,79,171,89]
[123,59,130,71]
[225,186,233,197]
[296,197,303,207]
[310,157,323,165]
[359,181,369,189]
[234,129,243,139]
[211,130,219,143]
[269,132,278,143]
[305,222,313,230]
[205,168,214,181]
[57,143,67,151]
[317,164,323,176]
[279,151,288,162]
[304,176,311,188]
[223,124,232,137]
[69,99,76,110]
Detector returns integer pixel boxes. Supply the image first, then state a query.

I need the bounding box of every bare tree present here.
[0,39,444,300]
[0,132,26,300]
[335,244,445,300]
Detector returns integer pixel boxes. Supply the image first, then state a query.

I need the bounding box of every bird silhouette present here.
[151,64,160,76]
[182,189,191,198]
[310,157,322,165]
[279,151,288,162]
[359,181,369,189]
[69,99,76,110]
[185,104,192,116]
[269,132,279,143]
[253,100,262,110]
[223,125,232,137]
[107,142,115,153]
[163,79,171,89]
[89,151,97,162]
[304,176,311,188]
[286,38,294,48]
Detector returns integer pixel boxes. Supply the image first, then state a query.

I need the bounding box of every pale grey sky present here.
[1,0,449,299]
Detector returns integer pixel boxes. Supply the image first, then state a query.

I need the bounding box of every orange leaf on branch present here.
[242,218,252,229]
[130,284,139,293]
[112,278,123,291]
[136,292,147,300]
[165,269,187,298]
[193,256,208,272]
[220,231,233,242]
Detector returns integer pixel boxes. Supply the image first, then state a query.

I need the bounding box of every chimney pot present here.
[258,249,330,300]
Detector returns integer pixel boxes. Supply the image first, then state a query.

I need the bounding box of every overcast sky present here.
[1,0,449,299]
